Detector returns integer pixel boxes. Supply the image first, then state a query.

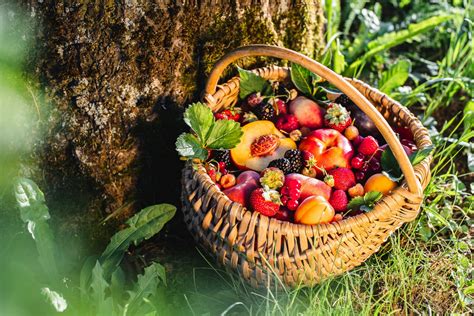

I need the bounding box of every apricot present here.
[294,196,335,225]
[230,121,296,172]
[364,173,397,196]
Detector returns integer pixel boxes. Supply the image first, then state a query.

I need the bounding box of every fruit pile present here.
[176,67,428,225]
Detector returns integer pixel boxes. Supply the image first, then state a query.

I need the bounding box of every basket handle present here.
[204,44,422,196]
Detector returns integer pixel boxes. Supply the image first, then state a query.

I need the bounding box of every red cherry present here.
[351,156,364,169]
[281,186,289,196]
[355,171,365,182]
[287,199,299,211]
[288,188,301,200]
[369,160,381,172]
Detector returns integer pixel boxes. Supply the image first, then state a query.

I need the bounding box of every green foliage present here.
[379,59,411,94]
[13,178,175,315]
[347,191,383,211]
[381,145,434,181]
[99,204,176,277]
[14,178,59,284]
[176,103,243,160]
[237,67,272,99]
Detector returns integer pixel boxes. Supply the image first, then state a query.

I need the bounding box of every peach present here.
[299,129,354,172]
[364,173,397,196]
[289,96,325,129]
[230,121,296,172]
[294,196,335,225]
[223,171,260,207]
[285,173,331,201]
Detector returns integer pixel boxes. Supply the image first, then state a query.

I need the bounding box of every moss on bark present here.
[24,0,325,248]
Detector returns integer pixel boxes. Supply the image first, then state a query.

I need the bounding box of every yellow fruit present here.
[230,120,296,171]
[364,173,397,196]
[294,196,335,225]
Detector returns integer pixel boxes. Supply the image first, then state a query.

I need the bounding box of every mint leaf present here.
[409,145,434,166]
[238,67,272,99]
[175,133,208,160]
[183,102,214,142]
[290,63,314,96]
[206,119,243,149]
[347,191,383,211]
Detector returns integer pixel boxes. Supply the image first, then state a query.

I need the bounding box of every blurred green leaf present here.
[14,178,59,284]
[99,204,176,277]
[379,59,412,94]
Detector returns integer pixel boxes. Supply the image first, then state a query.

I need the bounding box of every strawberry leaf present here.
[175,133,208,161]
[183,102,214,143]
[347,191,383,211]
[205,119,243,149]
[238,67,272,99]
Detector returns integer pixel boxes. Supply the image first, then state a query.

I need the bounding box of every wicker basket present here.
[181,45,432,288]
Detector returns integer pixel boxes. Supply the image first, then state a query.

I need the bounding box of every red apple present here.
[223,171,260,207]
[299,129,354,172]
[285,173,331,201]
[289,96,325,129]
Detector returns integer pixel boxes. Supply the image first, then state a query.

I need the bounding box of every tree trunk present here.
[25,0,324,248]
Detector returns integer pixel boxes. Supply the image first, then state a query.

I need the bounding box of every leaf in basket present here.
[183,102,214,142]
[290,62,314,96]
[237,67,272,99]
[379,59,412,94]
[381,145,434,181]
[205,119,243,149]
[347,191,383,211]
[381,147,403,181]
[175,133,208,161]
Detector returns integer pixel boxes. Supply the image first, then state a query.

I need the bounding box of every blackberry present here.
[213,150,232,168]
[284,149,304,173]
[268,158,292,174]
[253,102,276,120]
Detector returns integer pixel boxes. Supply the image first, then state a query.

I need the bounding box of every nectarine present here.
[289,96,325,129]
[299,129,354,172]
[223,171,260,207]
[230,121,296,172]
[285,173,331,201]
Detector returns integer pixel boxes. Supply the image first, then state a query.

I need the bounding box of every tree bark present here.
[25,0,324,245]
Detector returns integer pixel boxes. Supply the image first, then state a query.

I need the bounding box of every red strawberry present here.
[249,188,280,217]
[324,103,352,133]
[328,167,356,191]
[275,114,299,132]
[358,136,379,156]
[329,189,348,212]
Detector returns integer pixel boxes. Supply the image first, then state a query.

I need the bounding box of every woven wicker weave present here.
[181,45,432,288]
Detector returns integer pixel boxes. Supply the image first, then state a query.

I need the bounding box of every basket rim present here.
[193,65,432,232]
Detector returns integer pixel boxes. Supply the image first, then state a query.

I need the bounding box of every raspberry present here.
[276,114,300,132]
[328,167,356,191]
[358,136,379,156]
[329,190,348,212]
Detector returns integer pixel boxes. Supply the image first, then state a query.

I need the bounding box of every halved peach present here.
[231,120,296,172]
